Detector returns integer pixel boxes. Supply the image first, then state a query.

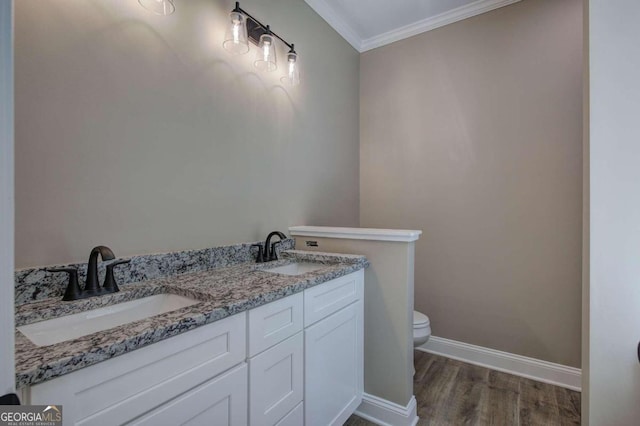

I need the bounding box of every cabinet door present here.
[128,363,248,426]
[304,301,363,426]
[249,332,303,426]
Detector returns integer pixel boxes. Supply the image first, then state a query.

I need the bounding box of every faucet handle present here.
[251,244,265,263]
[47,268,83,301]
[102,259,131,293]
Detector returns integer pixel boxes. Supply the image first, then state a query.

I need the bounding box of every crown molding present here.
[360,0,521,51]
[305,0,521,53]
[304,0,362,51]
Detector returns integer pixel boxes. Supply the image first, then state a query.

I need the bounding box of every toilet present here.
[413,311,431,347]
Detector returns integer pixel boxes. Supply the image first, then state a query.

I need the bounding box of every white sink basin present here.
[18,294,199,347]
[264,262,324,276]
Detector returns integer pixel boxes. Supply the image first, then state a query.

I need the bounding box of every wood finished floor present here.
[345,351,581,426]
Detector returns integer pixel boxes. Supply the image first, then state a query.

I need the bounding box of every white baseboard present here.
[418,336,581,391]
[354,393,419,426]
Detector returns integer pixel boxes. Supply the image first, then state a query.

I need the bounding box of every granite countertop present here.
[15,250,369,388]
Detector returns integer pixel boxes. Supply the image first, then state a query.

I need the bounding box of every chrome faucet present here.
[84,245,116,295]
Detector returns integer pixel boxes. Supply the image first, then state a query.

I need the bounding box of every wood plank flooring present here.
[344,351,580,426]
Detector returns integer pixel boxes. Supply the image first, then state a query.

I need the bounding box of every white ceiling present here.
[304,0,521,52]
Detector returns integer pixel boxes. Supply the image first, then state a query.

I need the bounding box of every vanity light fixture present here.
[223,2,300,84]
[138,0,175,16]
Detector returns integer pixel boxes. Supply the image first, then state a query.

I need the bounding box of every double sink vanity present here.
[13,241,368,426]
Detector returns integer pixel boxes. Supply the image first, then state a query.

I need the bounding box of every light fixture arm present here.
[235,2,295,52]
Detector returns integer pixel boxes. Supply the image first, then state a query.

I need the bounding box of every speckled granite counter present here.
[15,250,368,388]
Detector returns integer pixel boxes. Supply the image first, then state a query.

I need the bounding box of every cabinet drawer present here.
[249,332,303,426]
[275,402,303,426]
[248,293,303,357]
[30,312,246,426]
[128,363,248,426]
[304,270,363,326]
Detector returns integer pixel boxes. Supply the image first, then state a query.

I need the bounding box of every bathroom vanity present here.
[14,247,367,426]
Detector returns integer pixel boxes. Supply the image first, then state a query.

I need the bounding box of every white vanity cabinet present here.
[248,270,364,426]
[27,312,247,426]
[23,269,364,426]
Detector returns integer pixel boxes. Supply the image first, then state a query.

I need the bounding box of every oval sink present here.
[263,262,324,276]
[18,294,199,347]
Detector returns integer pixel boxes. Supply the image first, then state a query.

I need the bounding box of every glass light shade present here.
[138,0,175,16]
[281,51,300,86]
[254,34,277,72]
[223,12,250,55]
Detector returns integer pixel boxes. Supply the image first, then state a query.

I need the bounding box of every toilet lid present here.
[413,311,430,326]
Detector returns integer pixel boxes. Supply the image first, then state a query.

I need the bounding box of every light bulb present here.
[233,23,240,44]
[263,41,271,61]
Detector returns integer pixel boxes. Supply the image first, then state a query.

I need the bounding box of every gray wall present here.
[15,0,359,267]
[587,0,640,423]
[360,0,583,367]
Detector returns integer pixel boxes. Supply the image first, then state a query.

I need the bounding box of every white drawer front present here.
[304,270,363,326]
[275,402,303,426]
[128,363,248,426]
[248,293,303,357]
[31,313,246,426]
[249,332,303,426]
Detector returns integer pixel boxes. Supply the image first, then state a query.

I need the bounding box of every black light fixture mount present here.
[232,2,295,52]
